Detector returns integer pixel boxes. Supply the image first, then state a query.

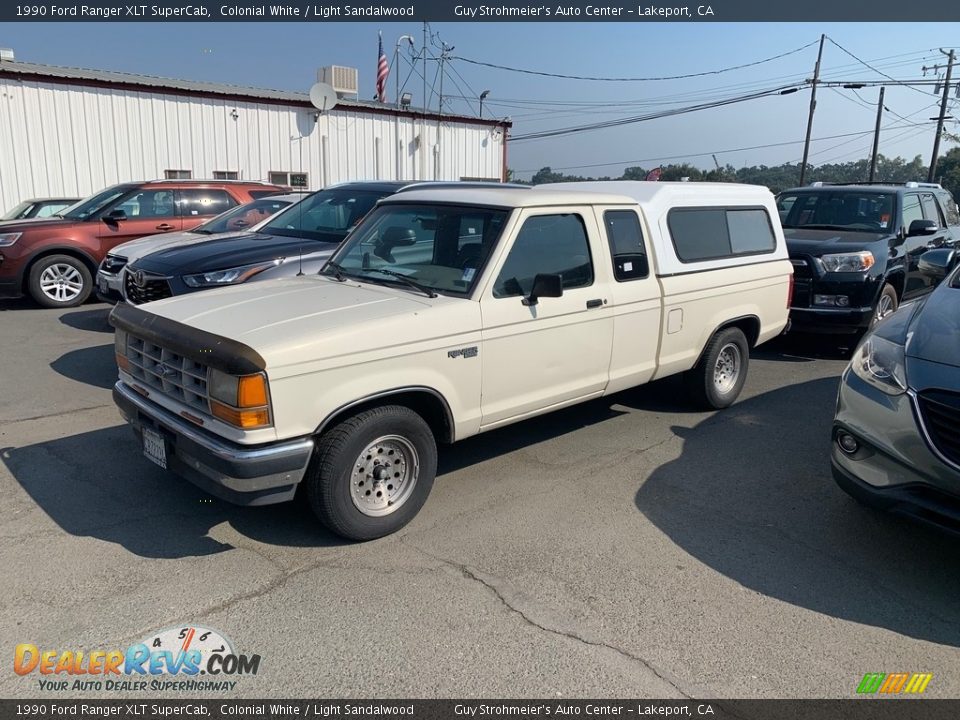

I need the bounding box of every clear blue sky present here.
[5,22,960,179]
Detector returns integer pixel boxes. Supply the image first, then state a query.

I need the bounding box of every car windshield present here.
[59,185,136,220]
[261,188,387,242]
[777,191,896,233]
[1,201,31,220]
[193,197,293,234]
[322,203,509,296]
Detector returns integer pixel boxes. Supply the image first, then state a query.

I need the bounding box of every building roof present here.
[0,59,508,127]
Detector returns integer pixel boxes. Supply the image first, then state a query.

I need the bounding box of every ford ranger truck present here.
[110,183,793,540]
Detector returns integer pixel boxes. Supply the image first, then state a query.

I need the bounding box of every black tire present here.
[869,283,899,329]
[304,405,437,541]
[685,327,750,410]
[27,254,93,308]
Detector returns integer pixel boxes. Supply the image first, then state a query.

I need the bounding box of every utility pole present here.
[799,34,826,187]
[928,48,955,183]
[869,86,885,182]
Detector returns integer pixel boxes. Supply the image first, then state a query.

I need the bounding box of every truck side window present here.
[603,210,649,281]
[902,194,923,229]
[493,214,593,298]
[668,207,775,262]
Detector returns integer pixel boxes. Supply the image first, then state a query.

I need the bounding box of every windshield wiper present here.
[361,268,437,298]
[793,224,853,231]
[323,261,348,282]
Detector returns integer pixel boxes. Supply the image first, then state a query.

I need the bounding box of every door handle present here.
[586,299,604,309]
[156,223,175,231]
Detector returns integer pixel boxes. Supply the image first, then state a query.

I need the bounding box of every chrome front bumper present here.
[113,381,314,505]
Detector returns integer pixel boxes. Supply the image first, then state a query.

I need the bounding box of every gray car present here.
[832,248,960,531]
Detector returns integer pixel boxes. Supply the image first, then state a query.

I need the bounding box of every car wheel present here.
[304,405,437,541]
[28,254,93,308]
[870,283,898,327]
[685,327,750,409]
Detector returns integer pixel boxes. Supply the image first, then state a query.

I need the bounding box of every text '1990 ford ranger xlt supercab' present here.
[109,183,793,540]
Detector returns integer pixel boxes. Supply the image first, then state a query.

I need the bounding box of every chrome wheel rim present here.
[39,263,84,303]
[351,435,419,517]
[875,294,895,322]
[713,343,742,394]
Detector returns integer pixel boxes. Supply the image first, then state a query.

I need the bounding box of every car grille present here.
[124,270,172,305]
[100,255,127,274]
[125,335,210,411]
[918,390,960,467]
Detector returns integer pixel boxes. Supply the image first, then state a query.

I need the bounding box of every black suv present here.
[777,182,960,334]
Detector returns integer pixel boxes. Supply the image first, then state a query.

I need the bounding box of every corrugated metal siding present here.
[0,76,505,212]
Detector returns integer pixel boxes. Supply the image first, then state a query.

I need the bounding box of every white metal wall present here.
[0,76,506,213]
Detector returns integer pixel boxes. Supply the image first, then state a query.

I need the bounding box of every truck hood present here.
[141,276,458,370]
[131,233,339,274]
[905,278,960,369]
[784,228,891,256]
[111,229,245,263]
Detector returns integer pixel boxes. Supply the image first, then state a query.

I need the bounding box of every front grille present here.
[125,335,210,411]
[918,390,960,467]
[101,255,127,274]
[124,270,172,305]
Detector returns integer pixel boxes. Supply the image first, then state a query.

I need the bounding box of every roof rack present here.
[809,180,943,189]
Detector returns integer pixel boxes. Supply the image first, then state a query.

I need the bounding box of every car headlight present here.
[208,368,271,428]
[0,232,22,247]
[182,260,280,288]
[820,251,875,273]
[850,334,907,395]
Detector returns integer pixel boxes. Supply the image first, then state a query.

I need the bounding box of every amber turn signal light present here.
[237,374,269,408]
[210,400,270,429]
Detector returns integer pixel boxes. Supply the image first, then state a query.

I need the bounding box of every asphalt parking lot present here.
[2,298,959,699]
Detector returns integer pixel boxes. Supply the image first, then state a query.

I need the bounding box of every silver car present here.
[832,248,960,531]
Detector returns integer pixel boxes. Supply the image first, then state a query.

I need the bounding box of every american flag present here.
[645,167,662,182]
[376,32,389,103]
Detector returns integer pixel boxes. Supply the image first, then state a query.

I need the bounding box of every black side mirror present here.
[918,248,957,281]
[908,219,937,236]
[102,209,127,223]
[522,273,563,306]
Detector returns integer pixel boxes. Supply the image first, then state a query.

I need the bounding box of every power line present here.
[511,125,926,173]
[826,37,933,97]
[510,84,805,142]
[451,40,820,82]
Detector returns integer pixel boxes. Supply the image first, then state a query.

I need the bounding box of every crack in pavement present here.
[406,543,694,699]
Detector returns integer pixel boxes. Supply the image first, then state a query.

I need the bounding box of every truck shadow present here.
[2,425,347,559]
[634,376,960,648]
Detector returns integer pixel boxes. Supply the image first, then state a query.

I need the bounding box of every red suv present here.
[0,180,284,308]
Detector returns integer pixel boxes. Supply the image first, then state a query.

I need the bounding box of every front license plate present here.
[142,427,167,469]
[98,276,108,294]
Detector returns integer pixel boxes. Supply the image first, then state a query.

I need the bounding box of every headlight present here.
[182,260,280,288]
[850,335,907,395]
[101,255,128,273]
[0,232,22,247]
[820,251,875,273]
[208,368,271,428]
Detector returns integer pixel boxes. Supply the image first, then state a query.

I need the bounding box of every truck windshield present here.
[777,191,896,233]
[322,203,509,296]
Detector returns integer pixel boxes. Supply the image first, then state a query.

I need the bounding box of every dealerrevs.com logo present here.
[14,625,261,692]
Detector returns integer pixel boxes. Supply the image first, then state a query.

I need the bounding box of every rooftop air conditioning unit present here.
[318,66,359,98]
[0,48,15,62]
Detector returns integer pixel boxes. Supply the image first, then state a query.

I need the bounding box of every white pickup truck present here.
[110,183,793,540]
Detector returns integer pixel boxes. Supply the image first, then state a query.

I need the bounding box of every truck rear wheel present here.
[685,327,749,409]
[304,405,437,541]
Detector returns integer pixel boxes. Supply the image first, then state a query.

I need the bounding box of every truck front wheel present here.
[685,327,750,409]
[305,405,438,541]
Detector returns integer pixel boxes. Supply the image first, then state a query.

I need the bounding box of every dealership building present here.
[0,52,510,213]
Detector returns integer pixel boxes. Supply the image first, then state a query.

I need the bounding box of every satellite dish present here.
[309,82,338,113]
